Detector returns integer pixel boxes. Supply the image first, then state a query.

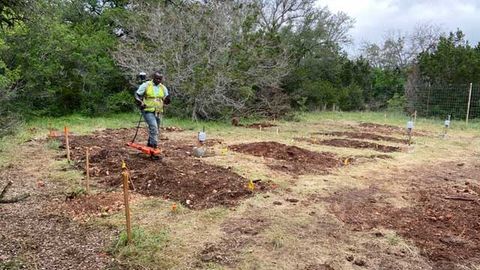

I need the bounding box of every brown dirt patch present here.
[198,216,269,266]
[304,264,335,270]
[161,126,184,132]
[323,163,480,269]
[345,154,392,166]
[50,192,140,221]
[357,122,428,137]
[315,131,407,144]
[0,141,116,270]
[245,122,277,129]
[66,128,269,209]
[359,122,404,132]
[300,138,400,153]
[228,141,341,175]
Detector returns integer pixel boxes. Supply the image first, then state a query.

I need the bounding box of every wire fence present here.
[409,83,480,121]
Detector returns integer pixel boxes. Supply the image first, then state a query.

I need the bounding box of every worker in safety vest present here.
[134,71,170,150]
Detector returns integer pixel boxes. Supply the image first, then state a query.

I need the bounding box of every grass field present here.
[1,111,479,270]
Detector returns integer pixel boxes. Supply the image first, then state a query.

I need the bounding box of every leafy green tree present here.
[0,37,21,136]
[114,1,294,120]
[418,30,480,84]
[1,0,127,116]
[281,6,355,110]
[0,0,28,28]
[411,30,480,118]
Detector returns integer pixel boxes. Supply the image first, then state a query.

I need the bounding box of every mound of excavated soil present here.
[66,128,269,209]
[229,141,341,175]
[315,131,406,144]
[51,192,137,221]
[245,122,277,129]
[357,122,428,137]
[298,138,400,153]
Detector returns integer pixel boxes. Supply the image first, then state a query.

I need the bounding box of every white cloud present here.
[318,0,480,54]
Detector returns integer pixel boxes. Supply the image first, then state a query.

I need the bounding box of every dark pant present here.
[142,111,162,147]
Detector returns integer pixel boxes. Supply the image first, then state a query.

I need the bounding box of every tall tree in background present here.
[1,0,128,116]
[115,0,297,120]
[281,6,355,110]
[408,30,480,118]
[0,0,29,135]
[358,23,442,110]
[361,23,442,69]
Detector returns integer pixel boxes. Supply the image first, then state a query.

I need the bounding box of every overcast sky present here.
[319,0,480,55]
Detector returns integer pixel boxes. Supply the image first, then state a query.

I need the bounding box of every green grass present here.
[111,227,173,268]
[45,138,62,150]
[299,111,480,131]
[386,232,401,246]
[0,258,26,270]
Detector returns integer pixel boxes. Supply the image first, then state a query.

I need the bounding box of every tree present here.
[258,0,315,33]
[0,0,30,135]
[408,30,480,118]
[114,0,291,120]
[361,23,442,69]
[281,6,355,110]
[418,30,480,84]
[0,37,21,136]
[1,0,127,116]
[0,0,28,28]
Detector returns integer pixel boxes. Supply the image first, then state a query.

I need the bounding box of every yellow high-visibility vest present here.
[143,81,166,113]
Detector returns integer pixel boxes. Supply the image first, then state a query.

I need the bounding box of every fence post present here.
[466,83,473,126]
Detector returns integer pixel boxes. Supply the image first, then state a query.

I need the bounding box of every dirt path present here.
[0,141,116,269]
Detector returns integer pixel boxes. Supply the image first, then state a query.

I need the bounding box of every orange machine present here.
[127,142,161,156]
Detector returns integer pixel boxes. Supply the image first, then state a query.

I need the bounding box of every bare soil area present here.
[0,142,116,270]
[323,162,480,270]
[315,131,407,144]
[357,122,428,137]
[198,216,269,266]
[68,128,270,209]
[245,122,278,129]
[300,138,401,153]
[3,120,478,270]
[229,141,342,175]
[51,192,140,221]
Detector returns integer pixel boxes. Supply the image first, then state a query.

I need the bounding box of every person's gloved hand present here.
[139,102,146,110]
[164,95,171,105]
